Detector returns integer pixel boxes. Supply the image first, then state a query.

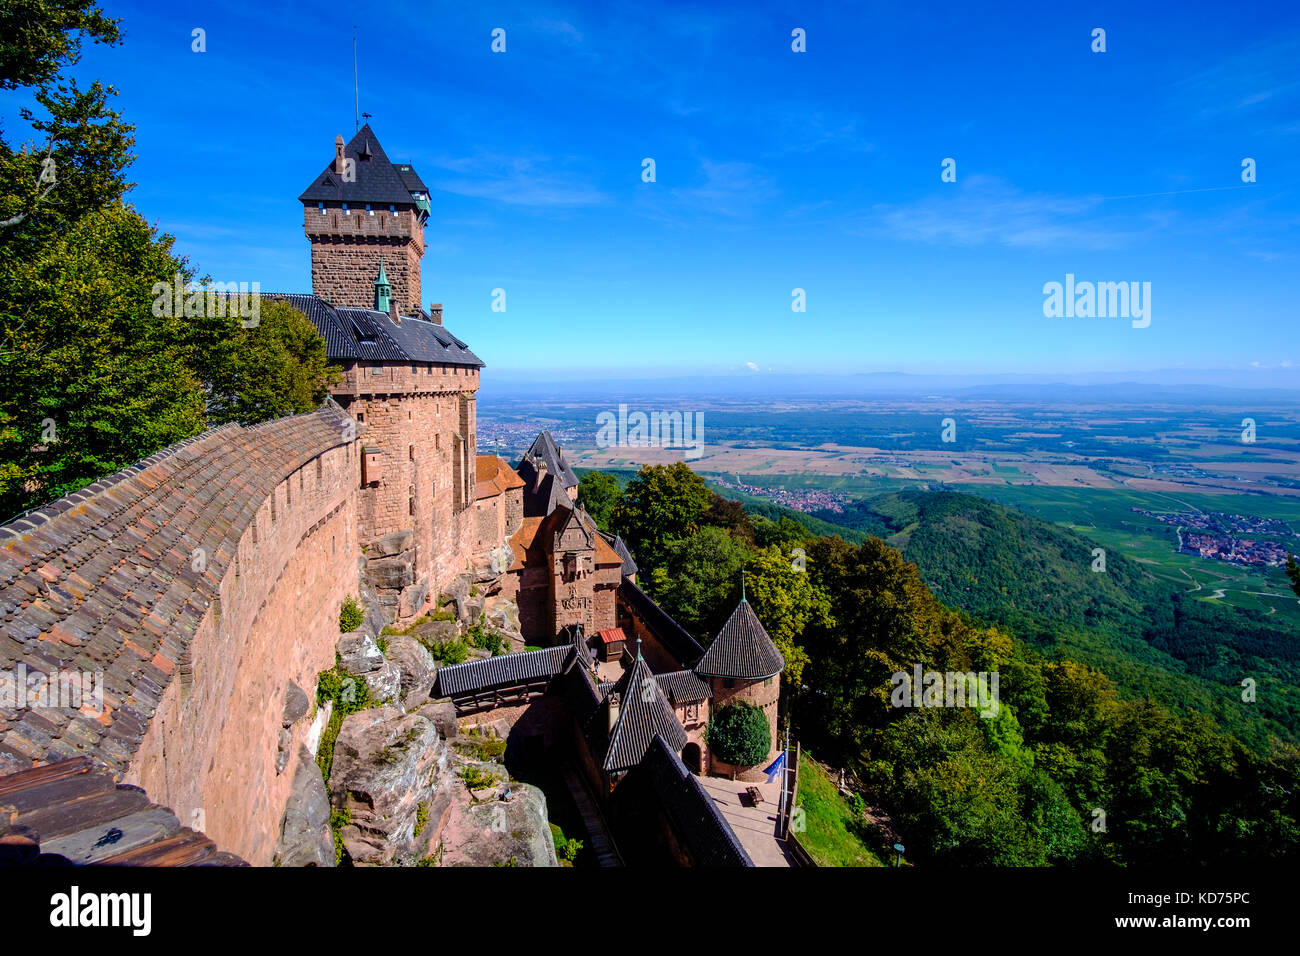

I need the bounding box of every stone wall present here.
[305,205,424,312]
[123,440,360,864]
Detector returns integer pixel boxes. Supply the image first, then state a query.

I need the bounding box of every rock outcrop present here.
[328,705,448,866]
[338,632,401,704]
[276,746,335,867]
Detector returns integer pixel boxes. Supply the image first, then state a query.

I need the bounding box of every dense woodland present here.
[580,464,1300,866]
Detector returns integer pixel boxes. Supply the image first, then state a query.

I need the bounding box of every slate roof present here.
[521,431,578,490]
[618,580,705,666]
[299,124,425,207]
[0,407,355,777]
[654,669,711,705]
[0,757,246,866]
[694,599,785,680]
[434,645,572,698]
[603,655,687,772]
[636,735,753,867]
[266,294,484,368]
[601,532,638,578]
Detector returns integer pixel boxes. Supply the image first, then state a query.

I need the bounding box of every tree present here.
[743,544,830,686]
[706,701,771,767]
[610,463,712,576]
[192,298,339,427]
[0,204,205,517]
[576,470,620,530]
[1287,554,1300,598]
[649,525,751,638]
[0,0,121,91]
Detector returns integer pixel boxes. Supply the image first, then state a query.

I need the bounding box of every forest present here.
[579,465,1300,865]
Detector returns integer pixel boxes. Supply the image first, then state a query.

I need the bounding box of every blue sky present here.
[7,0,1299,381]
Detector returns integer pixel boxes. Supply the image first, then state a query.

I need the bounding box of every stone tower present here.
[694,597,785,781]
[299,124,431,314]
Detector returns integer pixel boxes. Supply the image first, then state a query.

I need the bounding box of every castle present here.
[0,126,786,866]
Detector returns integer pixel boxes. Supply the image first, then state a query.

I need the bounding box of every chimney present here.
[429,303,443,326]
[533,459,548,493]
[333,135,346,174]
[607,691,620,732]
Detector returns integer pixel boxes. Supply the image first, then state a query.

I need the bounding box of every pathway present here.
[562,768,623,867]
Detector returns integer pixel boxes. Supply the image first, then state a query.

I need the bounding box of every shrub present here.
[427,639,469,665]
[460,765,498,790]
[329,807,351,865]
[706,701,772,767]
[339,595,364,632]
[315,664,371,780]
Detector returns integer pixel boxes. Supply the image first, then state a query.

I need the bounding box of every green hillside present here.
[817,490,1300,750]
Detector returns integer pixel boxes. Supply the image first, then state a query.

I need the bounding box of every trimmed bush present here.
[706,700,771,767]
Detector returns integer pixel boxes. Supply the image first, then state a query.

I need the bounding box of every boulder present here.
[338,632,402,703]
[385,635,437,709]
[328,706,447,866]
[277,747,335,867]
[438,781,558,867]
[338,632,384,672]
[417,699,459,742]
[282,682,311,725]
[370,530,413,559]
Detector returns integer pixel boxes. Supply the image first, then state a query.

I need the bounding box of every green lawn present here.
[794,754,884,867]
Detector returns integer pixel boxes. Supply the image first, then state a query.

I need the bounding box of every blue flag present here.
[764,751,786,784]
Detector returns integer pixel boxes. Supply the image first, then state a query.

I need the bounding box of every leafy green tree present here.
[0,204,205,516]
[0,0,121,91]
[649,525,751,638]
[610,463,712,576]
[193,298,339,426]
[743,544,829,686]
[706,701,771,767]
[576,470,620,530]
[701,492,755,544]
[1286,554,1300,598]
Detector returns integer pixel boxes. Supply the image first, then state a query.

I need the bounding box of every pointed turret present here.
[694,599,784,681]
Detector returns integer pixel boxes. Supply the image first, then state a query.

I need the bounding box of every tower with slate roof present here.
[300,125,431,314]
[694,596,785,779]
[282,126,493,620]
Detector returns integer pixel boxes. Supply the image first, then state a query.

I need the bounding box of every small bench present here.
[746,786,764,807]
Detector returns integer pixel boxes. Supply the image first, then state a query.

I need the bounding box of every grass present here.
[794,754,884,867]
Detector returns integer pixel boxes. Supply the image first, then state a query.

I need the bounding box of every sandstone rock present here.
[417,699,459,742]
[420,618,460,643]
[399,579,429,619]
[338,633,402,704]
[328,706,447,866]
[385,634,437,709]
[277,747,335,867]
[438,782,558,868]
[367,553,415,590]
[339,632,384,672]
[370,529,413,559]
[282,681,310,725]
